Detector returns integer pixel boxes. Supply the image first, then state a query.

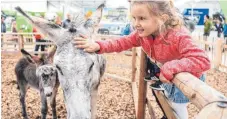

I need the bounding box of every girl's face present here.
[131,4,159,37]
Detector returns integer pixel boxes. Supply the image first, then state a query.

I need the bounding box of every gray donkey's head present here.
[15,4,104,45]
[20,49,57,97]
[36,64,58,97]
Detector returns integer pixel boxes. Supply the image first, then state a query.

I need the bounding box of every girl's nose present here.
[134,20,140,27]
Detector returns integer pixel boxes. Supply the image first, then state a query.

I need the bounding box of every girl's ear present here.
[161,14,169,23]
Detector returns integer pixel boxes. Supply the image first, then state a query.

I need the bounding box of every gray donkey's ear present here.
[21,49,35,63]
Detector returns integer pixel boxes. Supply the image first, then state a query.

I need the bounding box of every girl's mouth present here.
[137,29,144,34]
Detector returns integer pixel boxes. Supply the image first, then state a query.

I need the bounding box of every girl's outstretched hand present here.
[74,34,100,53]
[159,73,171,84]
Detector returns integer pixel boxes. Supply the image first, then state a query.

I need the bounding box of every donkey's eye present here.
[42,74,48,79]
[47,23,61,29]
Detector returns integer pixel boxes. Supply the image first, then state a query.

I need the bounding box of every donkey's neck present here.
[54,41,92,119]
[64,88,91,119]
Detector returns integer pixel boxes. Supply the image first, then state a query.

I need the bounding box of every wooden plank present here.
[153,91,177,119]
[173,72,227,109]
[1,33,43,35]
[193,39,215,45]
[131,48,137,82]
[214,39,223,69]
[1,50,48,54]
[132,82,138,116]
[107,63,131,69]
[195,103,227,119]
[219,64,227,69]
[124,50,133,56]
[104,73,131,83]
[224,45,227,49]
[137,50,147,119]
[146,99,156,119]
[23,42,54,45]
[1,42,18,45]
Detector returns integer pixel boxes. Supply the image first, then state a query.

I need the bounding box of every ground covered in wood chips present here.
[1,53,227,119]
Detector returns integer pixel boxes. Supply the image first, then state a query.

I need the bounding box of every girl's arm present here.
[160,34,211,81]
[96,31,141,53]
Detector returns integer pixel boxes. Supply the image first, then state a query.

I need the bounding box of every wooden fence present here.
[1,32,227,119]
[192,32,227,72]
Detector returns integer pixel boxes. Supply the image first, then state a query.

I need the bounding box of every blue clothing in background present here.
[215,23,224,37]
[224,24,227,36]
[1,22,6,33]
[62,19,71,29]
[121,24,132,36]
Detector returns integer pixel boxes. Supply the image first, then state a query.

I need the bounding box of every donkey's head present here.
[15,4,104,44]
[36,65,58,97]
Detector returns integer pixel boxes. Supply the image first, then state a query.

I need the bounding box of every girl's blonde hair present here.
[131,0,184,36]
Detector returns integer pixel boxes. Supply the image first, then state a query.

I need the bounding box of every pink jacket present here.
[96,28,211,81]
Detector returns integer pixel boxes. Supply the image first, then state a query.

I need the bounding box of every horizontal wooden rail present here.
[107,63,131,69]
[1,32,43,35]
[219,64,227,69]
[1,50,48,54]
[173,72,227,118]
[2,42,54,45]
[193,39,215,45]
[104,73,131,83]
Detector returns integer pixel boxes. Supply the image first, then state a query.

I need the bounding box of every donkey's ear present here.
[21,49,35,63]
[84,3,105,29]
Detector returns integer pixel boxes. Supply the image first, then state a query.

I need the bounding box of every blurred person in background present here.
[121,23,134,36]
[203,15,212,51]
[1,16,6,47]
[215,18,224,38]
[62,13,71,28]
[1,16,6,33]
[11,20,18,49]
[55,16,62,26]
[33,26,46,55]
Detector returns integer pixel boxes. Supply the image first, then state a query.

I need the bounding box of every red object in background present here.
[33,27,41,40]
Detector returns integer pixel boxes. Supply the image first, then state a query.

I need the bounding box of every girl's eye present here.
[132,17,136,20]
[139,17,145,20]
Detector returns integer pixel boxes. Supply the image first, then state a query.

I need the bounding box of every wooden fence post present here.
[214,38,223,69]
[18,34,24,50]
[131,48,138,116]
[131,48,137,82]
[137,49,147,119]
[1,34,4,48]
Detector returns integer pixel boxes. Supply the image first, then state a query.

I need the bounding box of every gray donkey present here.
[15,3,106,119]
[15,49,59,119]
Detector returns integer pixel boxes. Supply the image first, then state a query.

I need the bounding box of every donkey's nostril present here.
[46,92,52,97]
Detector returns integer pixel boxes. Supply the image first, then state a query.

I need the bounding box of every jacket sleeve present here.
[96,31,141,53]
[160,34,211,81]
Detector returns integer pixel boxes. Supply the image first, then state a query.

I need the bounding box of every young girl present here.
[75,0,210,119]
